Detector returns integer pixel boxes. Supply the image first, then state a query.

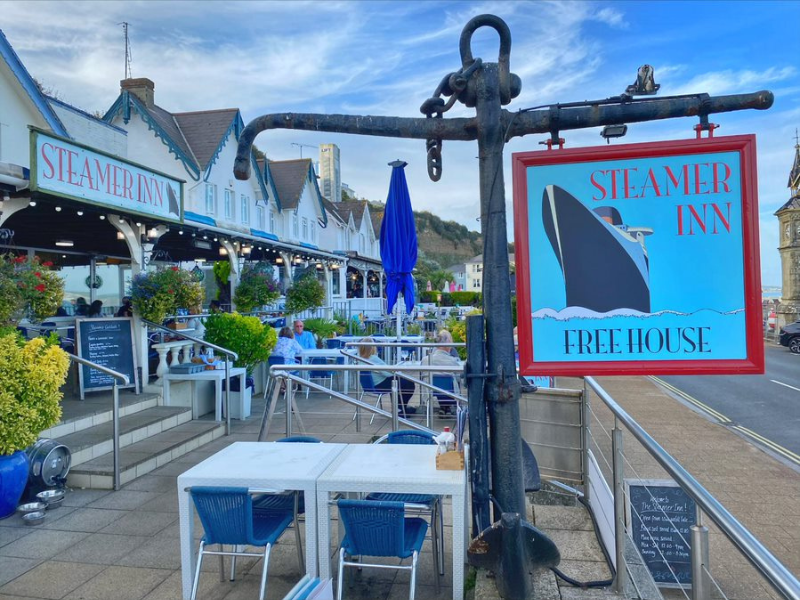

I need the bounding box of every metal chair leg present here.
[230,549,236,581]
[430,505,440,592]
[218,545,225,582]
[258,543,272,600]
[368,394,384,425]
[437,500,445,575]
[410,550,419,600]
[336,548,346,600]
[294,492,305,573]
[191,542,205,600]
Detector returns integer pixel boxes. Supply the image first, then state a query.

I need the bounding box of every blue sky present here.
[1,1,797,285]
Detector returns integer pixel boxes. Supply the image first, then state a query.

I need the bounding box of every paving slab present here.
[63,565,172,600]
[58,532,150,566]
[0,556,42,587]
[0,529,89,560]
[0,560,105,599]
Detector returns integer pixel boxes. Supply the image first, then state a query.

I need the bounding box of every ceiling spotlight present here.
[213,237,218,242]
[276,257,284,264]
[178,229,184,235]
[55,239,74,247]
[116,231,125,240]
[99,215,106,220]
[192,232,196,237]
[29,200,37,207]
[77,210,84,216]
[219,247,228,256]
[203,234,208,240]
[55,206,62,212]
[147,227,158,239]
[135,222,142,227]
[61,254,66,258]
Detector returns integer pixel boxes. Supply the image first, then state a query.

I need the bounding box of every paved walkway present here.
[577,375,800,600]
[1,373,797,599]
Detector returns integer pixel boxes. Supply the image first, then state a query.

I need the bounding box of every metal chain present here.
[419,58,483,182]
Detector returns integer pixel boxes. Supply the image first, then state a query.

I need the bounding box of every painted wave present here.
[531,307,745,321]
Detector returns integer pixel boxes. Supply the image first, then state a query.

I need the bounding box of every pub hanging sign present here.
[513,135,764,376]
[29,128,184,223]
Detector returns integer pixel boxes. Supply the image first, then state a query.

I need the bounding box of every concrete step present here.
[58,406,192,467]
[68,421,225,489]
[43,392,161,439]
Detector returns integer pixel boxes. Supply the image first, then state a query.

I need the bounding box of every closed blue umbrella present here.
[380,160,417,317]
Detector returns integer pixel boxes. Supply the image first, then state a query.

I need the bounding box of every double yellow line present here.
[649,376,731,424]
[649,376,800,468]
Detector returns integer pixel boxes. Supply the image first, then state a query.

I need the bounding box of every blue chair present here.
[353,370,390,425]
[336,500,428,600]
[366,430,444,580]
[431,374,458,415]
[252,437,322,572]
[309,356,334,390]
[265,354,304,399]
[189,486,293,600]
[325,338,345,350]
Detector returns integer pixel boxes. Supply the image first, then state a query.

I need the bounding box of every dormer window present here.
[205,183,217,214]
[240,195,250,224]
[224,189,234,220]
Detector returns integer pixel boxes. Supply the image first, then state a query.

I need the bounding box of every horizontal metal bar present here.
[344,341,466,347]
[271,364,462,373]
[183,487,285,494]
[584,376,800,600]
[142,319,238,360]
[67,353,129,385]
[277,372,435,435]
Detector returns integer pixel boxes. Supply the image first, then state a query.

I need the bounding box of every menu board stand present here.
[625,479,695,589]
[76,317,139,399]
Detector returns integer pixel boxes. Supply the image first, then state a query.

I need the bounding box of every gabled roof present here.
[789,144,800,194]
[776,196,800,214]
[269,158,327,225]
[0,29,68,137]
[174,109,239,172]
[257,158,282,211]
[321,197,346,225]
[104,86,268,196]
[337,200,369,228]
[370,208,384,235]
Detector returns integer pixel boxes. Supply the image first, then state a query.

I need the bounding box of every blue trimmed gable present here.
[0,29,68,137]
[104,92,201,180]
[263,161,282,212]
[306,162,328,227]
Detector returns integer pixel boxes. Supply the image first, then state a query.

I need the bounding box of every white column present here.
[323,265,333,319]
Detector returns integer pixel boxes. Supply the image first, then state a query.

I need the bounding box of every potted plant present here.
[303,318,343,347]
[203,313,277,418]
[0,334,70,518]
[285,273,325,316]
[129,267,204,325]
[233,263,280,313]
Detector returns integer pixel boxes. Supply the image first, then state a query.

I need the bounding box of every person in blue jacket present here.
[293,319,317,350]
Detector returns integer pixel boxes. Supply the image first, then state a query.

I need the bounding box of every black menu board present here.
[626,479,695,588]
[76,318,138,398]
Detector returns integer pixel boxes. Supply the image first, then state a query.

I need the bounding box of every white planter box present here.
[227,387,252,420]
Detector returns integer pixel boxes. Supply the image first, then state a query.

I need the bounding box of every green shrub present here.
[303,318,343,344]
[203,313,277,374]
[419,290,441,303]
[130,267,204,323]
[440,293,453,307]
[0,335,70,454]
[450,291,481,306]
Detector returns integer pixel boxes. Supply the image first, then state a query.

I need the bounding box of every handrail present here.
[344,341,466,347]
[142,319,238,436]
[584,376,800,600]
[67,353,128,491]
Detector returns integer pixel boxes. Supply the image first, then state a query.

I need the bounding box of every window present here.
[332,273,341,296]
[293,213,299,237]
[240,195,250,224]
[310,222,316,243]
[256,206,265,230]
[359,234,365,254]
[474,279,481,288]
[269,210,275,233]
[204,184,217,214]
[223,189,233,219]
[302,217,308,240]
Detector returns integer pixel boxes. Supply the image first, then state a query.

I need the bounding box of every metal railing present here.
[583,376,800,600]
[143,320,238,436]
[67,354,129,491]
[260,363,462,438]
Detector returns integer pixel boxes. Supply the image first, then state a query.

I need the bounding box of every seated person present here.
[271,327,303,364]
[116,296,133,317]
[87,300,103,318]
[75,297,89,316]
[293,319,316,350]
[423,330,461,414]
[358,337,416,417]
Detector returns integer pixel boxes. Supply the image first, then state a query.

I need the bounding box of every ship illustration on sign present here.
[542,184,653,313]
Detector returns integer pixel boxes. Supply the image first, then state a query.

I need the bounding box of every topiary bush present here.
[203,312,277,374]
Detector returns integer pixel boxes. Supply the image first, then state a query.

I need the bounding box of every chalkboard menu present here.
[76,318,138,399]
[625,479,695,588]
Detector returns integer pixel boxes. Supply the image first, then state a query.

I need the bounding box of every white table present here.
[316,444,468,600]
[163,367,247,421]
[177,441,347,600]
[299,348,343,362]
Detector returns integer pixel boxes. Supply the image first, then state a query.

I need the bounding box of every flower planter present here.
[0,451,30,519]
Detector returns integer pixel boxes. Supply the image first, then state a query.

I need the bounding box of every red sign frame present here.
[513,136,764,376]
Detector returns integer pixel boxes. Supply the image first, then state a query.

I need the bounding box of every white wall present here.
[0,62,49,167]
[50,104,127,157]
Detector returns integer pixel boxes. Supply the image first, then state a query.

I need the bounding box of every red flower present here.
[34,272,42,278]
[171,266,179,271]
[35,284,46,293]
[13,256,25,264]
[42,261,53,267]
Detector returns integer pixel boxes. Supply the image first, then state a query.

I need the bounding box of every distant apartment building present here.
[457,254,516,291]
[341,182,356,199]
[319,143,341,203]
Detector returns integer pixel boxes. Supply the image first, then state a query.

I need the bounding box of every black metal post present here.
[466,314,490,537]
